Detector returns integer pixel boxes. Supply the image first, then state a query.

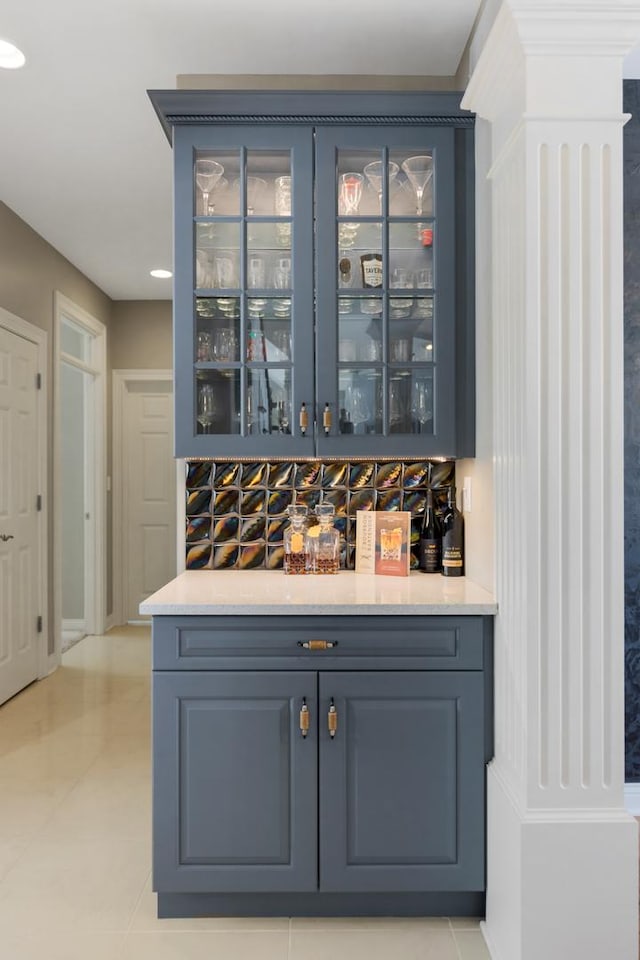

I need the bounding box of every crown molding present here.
[463,0,640,119]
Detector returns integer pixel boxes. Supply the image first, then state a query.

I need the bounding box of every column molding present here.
[463,2,640,957]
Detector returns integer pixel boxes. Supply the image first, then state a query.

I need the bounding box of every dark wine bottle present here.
[419,488,441,573]
[441,485,464,577]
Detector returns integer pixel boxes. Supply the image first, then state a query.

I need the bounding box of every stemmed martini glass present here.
[400,155,433,216]
[195,159,225,215]
[363,160,400,214]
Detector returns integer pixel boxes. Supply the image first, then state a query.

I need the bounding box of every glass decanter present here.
[309,503,340,575]
[283,504,309,575]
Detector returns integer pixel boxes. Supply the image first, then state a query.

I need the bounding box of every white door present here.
[0,326,40,704]
[123,381,175,621]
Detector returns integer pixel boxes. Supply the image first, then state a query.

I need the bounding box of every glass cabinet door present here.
[173,125,315,457]
[315,126,456,458]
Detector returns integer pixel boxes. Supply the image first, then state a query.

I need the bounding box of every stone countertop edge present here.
[140,570,497,616]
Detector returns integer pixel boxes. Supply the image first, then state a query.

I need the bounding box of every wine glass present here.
[338,173,364,248]
[246,177,267,215]
[195,159,224,216]
[412,380,432,433]
[363,160,400,214]
[197,383,216,433]
[401,155,433,216]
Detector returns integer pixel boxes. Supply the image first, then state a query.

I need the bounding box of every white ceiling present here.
[0,0,483,300]
[5,1,640,302]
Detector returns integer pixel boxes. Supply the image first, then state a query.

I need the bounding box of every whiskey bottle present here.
[441,485,464,577]
[419,488,442,574]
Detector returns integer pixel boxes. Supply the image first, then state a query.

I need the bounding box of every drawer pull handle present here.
[299,698,310,738]
[328,698,337,738]
[297,640,338,651]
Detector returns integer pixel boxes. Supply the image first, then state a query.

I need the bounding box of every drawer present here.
[152,615,489,671]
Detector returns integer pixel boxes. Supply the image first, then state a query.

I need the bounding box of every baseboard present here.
[480,920,502,960]
[63,618,86,633]
[624,782,640,815]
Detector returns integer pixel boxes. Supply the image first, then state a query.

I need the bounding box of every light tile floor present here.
[0,626,491,959]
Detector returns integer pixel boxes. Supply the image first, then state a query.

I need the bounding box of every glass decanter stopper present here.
[309,503,340,575]
[283,504,309,575]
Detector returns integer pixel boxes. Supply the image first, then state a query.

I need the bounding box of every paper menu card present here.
[355,510,411,577]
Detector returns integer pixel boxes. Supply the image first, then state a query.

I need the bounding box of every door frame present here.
[0,306,49,676]
[112,369,176,625]
[53,292,106,650]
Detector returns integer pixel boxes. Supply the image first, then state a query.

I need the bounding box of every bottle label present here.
[420,539,440,573]
[442,546,463,568]
[361,254,383,288]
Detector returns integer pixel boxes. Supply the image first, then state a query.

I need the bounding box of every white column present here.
[463,3,640,958]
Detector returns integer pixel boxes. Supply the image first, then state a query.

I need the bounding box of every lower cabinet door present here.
[319,671,485,893]
[153,671,317,892]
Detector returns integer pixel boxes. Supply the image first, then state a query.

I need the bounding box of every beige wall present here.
[0,201,112,334]
[0,201,114,651]
[110,300,173,370]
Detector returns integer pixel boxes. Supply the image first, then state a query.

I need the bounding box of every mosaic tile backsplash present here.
[185,459,455,571]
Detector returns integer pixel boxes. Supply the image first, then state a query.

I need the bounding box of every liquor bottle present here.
[419,488,441,574]
[441,485,464,577]
[283,504,309,575]
[309,503,340,575]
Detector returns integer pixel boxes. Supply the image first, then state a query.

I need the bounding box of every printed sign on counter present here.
[355,510,411,577]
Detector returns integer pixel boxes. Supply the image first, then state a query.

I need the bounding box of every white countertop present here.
[140,570,497,616]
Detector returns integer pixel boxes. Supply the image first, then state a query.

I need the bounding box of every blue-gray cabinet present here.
[149,90,475,460]
[151,614,492,917]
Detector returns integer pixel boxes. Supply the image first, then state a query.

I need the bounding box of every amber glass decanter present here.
[283,504,309,575]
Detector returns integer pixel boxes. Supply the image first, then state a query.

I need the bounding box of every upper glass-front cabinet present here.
[174,126,315,457]
[155,92,474,459]
[315,126,456,457]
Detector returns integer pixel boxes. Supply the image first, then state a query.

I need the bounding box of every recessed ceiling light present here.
[0,39,26,69]
[150,268,173,279]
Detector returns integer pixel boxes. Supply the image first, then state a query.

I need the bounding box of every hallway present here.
[0,627,489,958]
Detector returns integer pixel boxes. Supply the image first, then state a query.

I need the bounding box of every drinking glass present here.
[389,267,414,319]
[213,327,238,362]
[197,383,216,433]
[412,380,432,432]
[401,155,433,216]
[248,256,266,289]
[195,159,224,215]
[338,173,364,248]
[214,255,236,289]
[363,160,400,214]
[197,331,213,362]
[246,176,266,215]
[275,176,292,247]
[346,384,371,434]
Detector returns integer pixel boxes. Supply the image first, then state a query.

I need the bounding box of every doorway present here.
[112,370,176,623]
[54,293,106,651]
[0,307,48,704]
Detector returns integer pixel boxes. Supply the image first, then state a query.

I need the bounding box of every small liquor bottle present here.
[283,504,309,575]
[419,488,442,574]
[309,503,340,574]
[441,485,464,577]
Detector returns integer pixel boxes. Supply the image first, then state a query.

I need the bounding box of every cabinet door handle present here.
[299,697,310,738]
[323,402,332,436]
[328,698,337,739]
[297,640,338,651]
[299,402,309,436]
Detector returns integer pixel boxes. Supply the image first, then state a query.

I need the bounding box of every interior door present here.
[319,671,485,892]
[122,380,176,621]
[0,325,40,704]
